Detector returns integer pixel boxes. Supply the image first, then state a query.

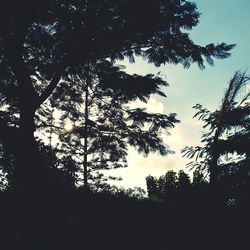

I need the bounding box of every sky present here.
[107,0,250,190]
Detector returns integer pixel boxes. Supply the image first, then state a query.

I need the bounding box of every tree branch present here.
[2,16,39,105]
[38,66,64,107]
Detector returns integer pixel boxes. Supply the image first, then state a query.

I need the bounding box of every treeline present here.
[146,168,250,209]
[146,170,207,199]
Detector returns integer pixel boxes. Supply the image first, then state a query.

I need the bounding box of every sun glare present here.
[64,120,74,132]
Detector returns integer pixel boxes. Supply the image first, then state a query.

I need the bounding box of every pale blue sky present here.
[109,0,250,189]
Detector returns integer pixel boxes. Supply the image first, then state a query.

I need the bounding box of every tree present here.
[146,170,193,200]
[0,2,237,248]
[44,61,179,187]
[192,168,208,187]
[146,175,160,199]
[146,170,178,200]
[182,71,250,185]
[161,170,178,198]
[0,0,235,194]
[177,170,191,191]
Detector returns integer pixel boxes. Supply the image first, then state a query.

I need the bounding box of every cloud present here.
[109,113,204,189]
[127,97,165,113]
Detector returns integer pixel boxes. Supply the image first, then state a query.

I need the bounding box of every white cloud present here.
[127,97,165,113]
[109,113,204,190]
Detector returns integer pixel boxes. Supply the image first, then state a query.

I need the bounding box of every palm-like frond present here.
[182,71,250,182]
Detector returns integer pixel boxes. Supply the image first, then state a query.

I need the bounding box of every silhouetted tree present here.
[161,170,178,199]
[146,175,160,198]
[146,170,180,200]
[177,170,191,191]
[0,0,235,194]
[0,3,236,248]
[146,170,197,201]
[182,71,250,185]
[42,61,179,187]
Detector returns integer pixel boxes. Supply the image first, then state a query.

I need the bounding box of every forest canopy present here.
[0,0,235,192]
[1,2,250,250]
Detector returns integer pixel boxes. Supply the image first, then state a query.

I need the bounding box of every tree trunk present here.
[209,127,221,185]
[12,89,68,249]
[83,78,89,187]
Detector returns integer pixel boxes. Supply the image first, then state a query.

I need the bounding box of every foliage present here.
[36,61,179,186]
[182,71,250,183]
[146,170,196,200]
[192,168,208,187]
[96,184,147,199]
[38,144,80,191]
[0,2,241,249]
[177,169,191,190]
[0,143,16,190]
[0,0,234,191]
